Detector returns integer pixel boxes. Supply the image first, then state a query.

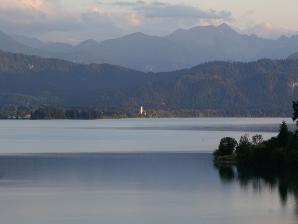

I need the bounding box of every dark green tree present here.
[236,135,251,153]
[235,135,252,165]
[252,134,263,145]
[218,137,238,156]
[278,121,289,147]
[291,101,298,150]
[292,100,298,126]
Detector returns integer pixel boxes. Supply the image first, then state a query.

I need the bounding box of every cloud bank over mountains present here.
[0,0,297,43]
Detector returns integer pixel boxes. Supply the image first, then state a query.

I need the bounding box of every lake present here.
[0,118,296,224]
[0,118,292,154]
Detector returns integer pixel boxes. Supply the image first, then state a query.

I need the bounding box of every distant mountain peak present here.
[120,32,158,40]
[76,39,100,50]
[0,29,44,55]
[189,24,216,31]
[217,23,236,32]
[218,23,231,28]
[77,39,99,46]
[171,23,237,36]
[129,32,148,37]
[2,25,298,73]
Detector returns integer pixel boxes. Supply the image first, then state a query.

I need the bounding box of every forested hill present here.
[0,50,298,116]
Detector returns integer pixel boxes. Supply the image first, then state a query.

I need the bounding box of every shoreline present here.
[0,115,292,120]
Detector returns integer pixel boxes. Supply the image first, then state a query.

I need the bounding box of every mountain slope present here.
[13,35,73,53]
[0,50,297,115]
[0,50,149,108]
[3,25,298,72]
[58,32,190,72]
[289,52,298,60]
[0,31,46,56]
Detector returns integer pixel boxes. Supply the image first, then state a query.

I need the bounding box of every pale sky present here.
[1,0,297,43]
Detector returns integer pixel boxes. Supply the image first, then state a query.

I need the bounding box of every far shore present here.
[0,115,292,121]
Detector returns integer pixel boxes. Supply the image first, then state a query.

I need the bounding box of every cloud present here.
[0,0,234,43]
[88,6,142,28]
[0,0,61,14]
[110,1,146,7]
[0,0,125,42]
[133,2,233,21]
[196,18,227,27]
[0,0,79,34]
[12,0,43,9]
[100,1,233,22]
[243,22,297,39]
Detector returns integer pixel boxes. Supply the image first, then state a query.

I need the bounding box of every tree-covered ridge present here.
[0,50,298,116]
[214,100,298,173]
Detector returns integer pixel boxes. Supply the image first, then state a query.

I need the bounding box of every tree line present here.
[214,100,298,173]
[0,106,133,120]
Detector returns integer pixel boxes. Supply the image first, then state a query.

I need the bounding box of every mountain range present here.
[2,24,298,72]
[0,50,297,116]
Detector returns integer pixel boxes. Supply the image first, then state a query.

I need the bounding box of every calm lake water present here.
[0,118,292,154]
[0,118,296,224]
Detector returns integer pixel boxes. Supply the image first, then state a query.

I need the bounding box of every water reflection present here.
[0,153,217,191]
[0,153,296,224]
[215,162,298,216]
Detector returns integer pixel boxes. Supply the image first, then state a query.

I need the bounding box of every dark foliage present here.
[293,100,298,125]
[30,107,131,120]
[31,107,65,120]
[278,121,290,147]
[216,137,238,156]
[214,101,298,175]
